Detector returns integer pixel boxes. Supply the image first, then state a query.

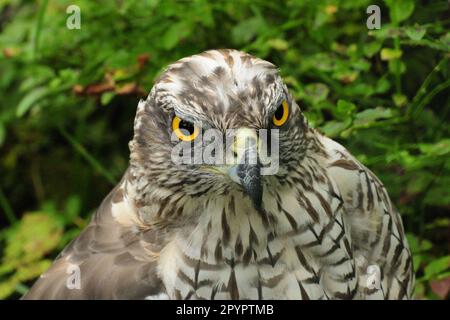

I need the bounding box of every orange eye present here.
[172,116,199,141]
[272,100,289,126]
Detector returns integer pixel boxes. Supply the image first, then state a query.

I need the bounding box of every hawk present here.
[23,49,414,300]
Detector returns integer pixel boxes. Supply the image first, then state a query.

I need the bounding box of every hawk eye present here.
[172,116,199,141]
[272,100,289,126]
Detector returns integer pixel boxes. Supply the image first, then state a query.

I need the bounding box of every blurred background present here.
[0,0,449,299]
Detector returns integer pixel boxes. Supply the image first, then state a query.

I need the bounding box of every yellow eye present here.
[272,100,289,126]
[172,116,199,141]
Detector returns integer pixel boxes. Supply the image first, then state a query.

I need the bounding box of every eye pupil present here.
[179,120,195,135]
[272,100,289,126]
[172,116,199,141]
[274,104,284,120]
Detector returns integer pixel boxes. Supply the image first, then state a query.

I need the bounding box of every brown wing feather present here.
[22,183,165,300]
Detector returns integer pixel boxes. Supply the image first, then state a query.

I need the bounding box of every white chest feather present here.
[157,179,359,300]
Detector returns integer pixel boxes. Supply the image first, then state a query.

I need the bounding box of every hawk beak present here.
[228,129,263,210]
[237,161,262,210]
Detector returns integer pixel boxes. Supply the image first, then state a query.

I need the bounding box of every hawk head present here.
[128,49,309,218]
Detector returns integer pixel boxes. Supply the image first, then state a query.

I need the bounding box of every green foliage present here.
[0,213,61,298]
[0,0,449,299]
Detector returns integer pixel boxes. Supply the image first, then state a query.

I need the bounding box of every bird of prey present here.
[23,49,414,300]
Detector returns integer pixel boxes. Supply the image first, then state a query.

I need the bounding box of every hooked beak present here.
[228,129,263,210]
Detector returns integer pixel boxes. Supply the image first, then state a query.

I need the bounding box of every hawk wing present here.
[322,135,414,299]
[22,174,165,300]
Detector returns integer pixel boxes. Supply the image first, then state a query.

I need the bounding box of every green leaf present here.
[381,48,403,60]
[364,41,383,58]
[393,93,407,107]
[64,195,81,223]
[388,60,406,74]
[0,278,16,300]
[101,92,115,106]
[405,25,427,41]
[304,83,329,105]
[320,118,352,138]
[436,272,450,280]
[335,99,356,119]
[16,87,49,117]
[425,256,450,279]
[161,21,191,50]
[375,77,391,93]
[14,259,52,282]
[267,38,289,51]
[413,254,423,274]
[384,0,415,24]
[425,218,450,230]
[3,213,62,264]
[353,107,394,126]
[419,139,450,157]
[406,233,433,254]
[232,16,266,45]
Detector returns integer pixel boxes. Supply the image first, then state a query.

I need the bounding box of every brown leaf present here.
[72,84,84,95]
[430,277,450,299]
[116,82,138,95]
[85,83,114,95]
[137,53,150,70]
[3,48,18,58]
[115,82,146,96]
